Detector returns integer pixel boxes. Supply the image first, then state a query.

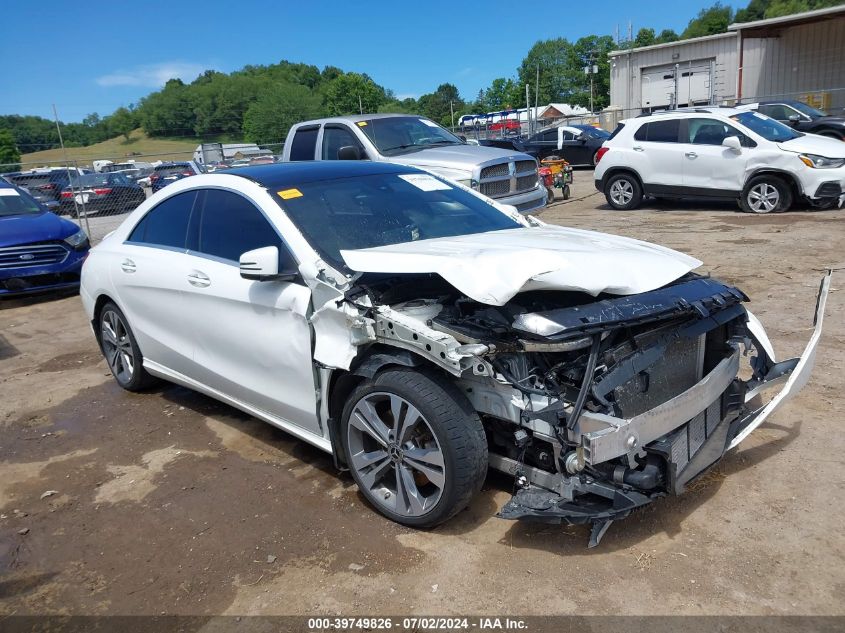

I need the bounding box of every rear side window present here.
[289,127,318,161]
[128,191,197,248]
[194,189,286,264]
[634,119,680,143]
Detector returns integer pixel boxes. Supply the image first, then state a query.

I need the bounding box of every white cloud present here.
[395,93,419,100]
[96,62,212,88]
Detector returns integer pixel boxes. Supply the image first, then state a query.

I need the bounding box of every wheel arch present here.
[744,168,804,198]
[600,166,644,191]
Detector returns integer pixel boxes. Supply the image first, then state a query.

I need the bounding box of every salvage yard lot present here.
[1,171,843,616]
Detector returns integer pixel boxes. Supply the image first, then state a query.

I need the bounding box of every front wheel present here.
[740,176,792,213]
[604,173,643,210]
[341,368,488,528]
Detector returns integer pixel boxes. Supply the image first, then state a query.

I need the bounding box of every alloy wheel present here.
[747,183,780,213]
[347,392,445,518]
[609,179,634,206]
[101,309,135,384]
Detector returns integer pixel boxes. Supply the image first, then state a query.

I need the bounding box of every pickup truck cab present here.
[282,114,546,213]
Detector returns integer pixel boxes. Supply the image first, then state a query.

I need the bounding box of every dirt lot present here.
[1,171,844,617]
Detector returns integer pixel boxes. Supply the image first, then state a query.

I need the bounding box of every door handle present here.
[632,146,644,152]
[120,259,136,273]
[685,152,698,158]
[187,270,211,288]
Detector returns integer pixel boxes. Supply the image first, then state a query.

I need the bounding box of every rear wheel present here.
[98,302,157,391]
[341,368,487,528]
[604,173,643,210]
[740,176,792,213]
[818,130,844,141]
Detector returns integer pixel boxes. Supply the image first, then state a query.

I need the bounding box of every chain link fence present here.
[3,143,284,243]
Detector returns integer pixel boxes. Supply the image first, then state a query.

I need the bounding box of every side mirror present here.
[337,145,363,160]
[722,136,742,152]
[788,114,800,124]
[579,136,587,144]
[239,246,297,282]
[458,134,467,142]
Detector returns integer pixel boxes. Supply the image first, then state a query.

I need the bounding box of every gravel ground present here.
[1,170,843,617]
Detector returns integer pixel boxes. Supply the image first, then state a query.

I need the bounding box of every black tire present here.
[545,187,555,204]
[562,185,571,200]
[340,368,488,528]
[604,172,643,210]
[98,302,157,391]
[740,175,793,213]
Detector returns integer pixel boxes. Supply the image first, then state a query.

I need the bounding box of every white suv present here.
[594,107,845,213]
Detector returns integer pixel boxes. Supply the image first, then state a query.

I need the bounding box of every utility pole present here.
[450,100,454,128]
[584,55,599,114]
[525,83,531,136]
[52,104,89,237]
[358,94,363,114]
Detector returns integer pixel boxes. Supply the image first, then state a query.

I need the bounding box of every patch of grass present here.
[20,129,213,167]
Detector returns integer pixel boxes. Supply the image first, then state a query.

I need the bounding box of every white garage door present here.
[641,60,713,110]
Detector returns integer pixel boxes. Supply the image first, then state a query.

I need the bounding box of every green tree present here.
[417,83,464,126]
[483,78,523,110]
[682,3,734,38]
[323,72,387,115]
[242,82,322,144]
[655,28,680,43]
[108,106,136,142]
[517,38,573,105]
[0,129,21,172]
[634,27,657,47]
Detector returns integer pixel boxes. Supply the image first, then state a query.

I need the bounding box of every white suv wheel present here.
[747,183,780,213]
[610,180,634,206]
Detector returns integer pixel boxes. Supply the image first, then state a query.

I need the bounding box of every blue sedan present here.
[0,181,89,296]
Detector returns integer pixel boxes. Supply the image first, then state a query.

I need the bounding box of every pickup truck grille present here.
[478,159,538,199]
[0,243,69,269]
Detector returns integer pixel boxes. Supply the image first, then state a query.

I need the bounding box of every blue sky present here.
[1,0,746,122]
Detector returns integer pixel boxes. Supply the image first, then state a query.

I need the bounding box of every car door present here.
[528,130,558,160]
[180,187,320,435]
[320,124,368,160]
[117,190,198,375]
[680,118,750,194]
[559,128,590,164]
[758,103,810,131]
[631,118,684,187]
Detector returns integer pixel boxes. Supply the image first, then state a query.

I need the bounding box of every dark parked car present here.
[740,100,845,140]
[59,172,146,216]
[149,161,203,192]
[3,169,77,212]
[519,124,612,166]
[0,181,89,296]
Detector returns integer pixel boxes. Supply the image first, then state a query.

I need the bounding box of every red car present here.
[489,119,521,133]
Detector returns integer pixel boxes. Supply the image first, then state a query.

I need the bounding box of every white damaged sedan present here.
[80,161,830,546]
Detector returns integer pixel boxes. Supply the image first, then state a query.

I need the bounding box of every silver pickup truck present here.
[281,114,547,214]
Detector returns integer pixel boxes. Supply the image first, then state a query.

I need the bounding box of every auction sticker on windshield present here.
[399,174,452,191]
[0,189,20,196]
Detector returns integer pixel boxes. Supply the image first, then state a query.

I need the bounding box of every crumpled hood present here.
[778,133,845,157]
[341,226,702,306]
[392,145,533,174]
[0,211,78,248]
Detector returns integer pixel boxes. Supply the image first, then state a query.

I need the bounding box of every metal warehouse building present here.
[608,5,845,115]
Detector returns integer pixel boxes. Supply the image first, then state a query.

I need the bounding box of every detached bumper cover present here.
[499,272,831,539]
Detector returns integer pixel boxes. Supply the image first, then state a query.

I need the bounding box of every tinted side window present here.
[542,130,557,142]
[196,189,285,264]
[607,123,625,140]
[322,126,363,160]
[290,127,318,161]
[758,104,790,120]
[634,120,680,143]
[128,191,196,248]
[561,131,575,141]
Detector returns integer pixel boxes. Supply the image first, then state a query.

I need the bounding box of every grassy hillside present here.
[20,129,203,167]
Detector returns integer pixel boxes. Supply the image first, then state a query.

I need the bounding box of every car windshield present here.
[583,127,611,139]
[730,111,803,142]
[0,188,44,216]
[156,165,192,176]
[70,174,111,188]
[790,101,827,117]
[358,117,464,155]
[274,172,524,268]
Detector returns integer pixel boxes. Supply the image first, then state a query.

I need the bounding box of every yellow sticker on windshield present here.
[277,188,303,199]
[357,121,368,126]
